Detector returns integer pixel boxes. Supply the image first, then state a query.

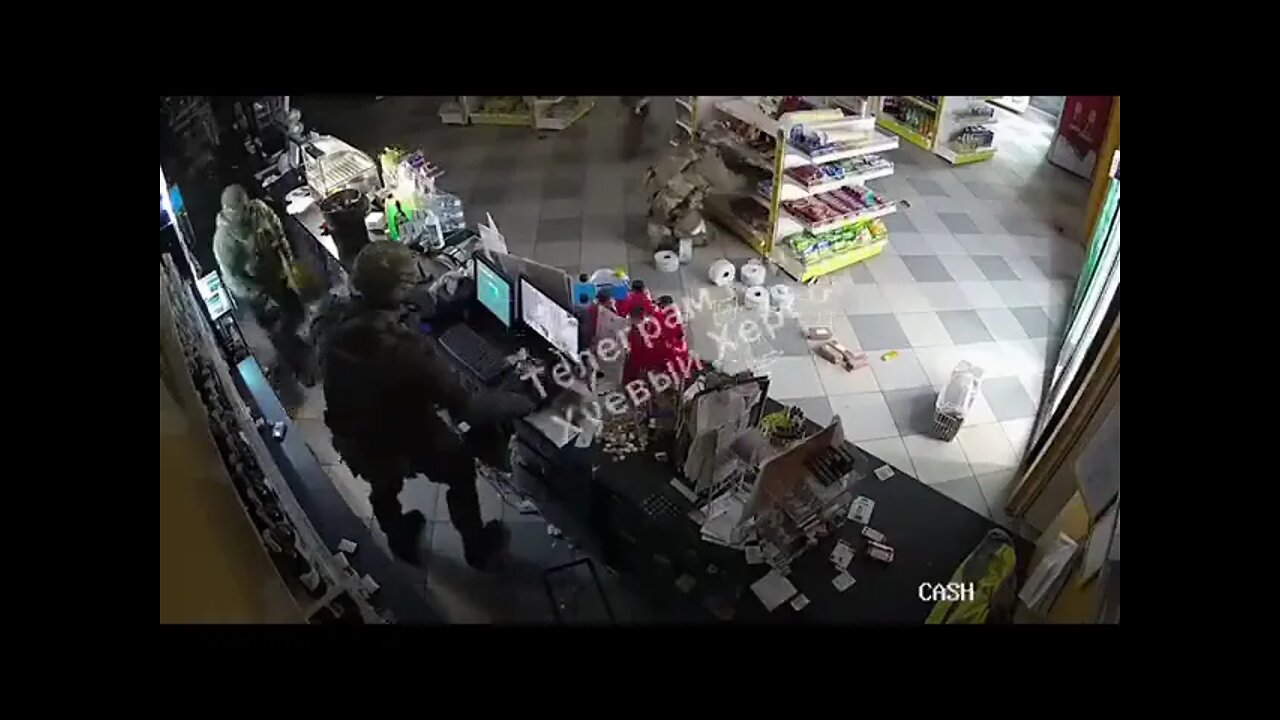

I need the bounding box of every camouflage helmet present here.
[352,241,419,307]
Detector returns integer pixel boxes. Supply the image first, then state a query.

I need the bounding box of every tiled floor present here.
[283,96,1088,620]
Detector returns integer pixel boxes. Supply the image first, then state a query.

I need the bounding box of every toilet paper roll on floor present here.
[654,250,680,273]
[770,284,795,310]
[743,286,770,312]
[741,261,767,287]
[709,258,736,287]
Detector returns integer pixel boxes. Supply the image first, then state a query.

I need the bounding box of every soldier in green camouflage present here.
[322,241,531,568]
[213,184,312,385]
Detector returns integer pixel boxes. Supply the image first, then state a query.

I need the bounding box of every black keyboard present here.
[439,324,508,384]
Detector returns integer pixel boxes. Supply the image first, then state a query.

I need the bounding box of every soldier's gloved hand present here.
[467,390,536,425]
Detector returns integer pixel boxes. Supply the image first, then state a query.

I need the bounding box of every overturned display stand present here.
[700,96,901,283]
[440,96,596,131]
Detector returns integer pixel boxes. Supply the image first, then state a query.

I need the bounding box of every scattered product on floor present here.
[708,258,736,286]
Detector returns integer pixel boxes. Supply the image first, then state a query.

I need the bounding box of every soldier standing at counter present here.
[321,242,532,568]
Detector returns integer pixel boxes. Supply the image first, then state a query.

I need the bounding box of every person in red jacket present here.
[615,279,655,319]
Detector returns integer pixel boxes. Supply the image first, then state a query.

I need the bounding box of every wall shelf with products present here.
[700,96,902,283]
[438,97,595,131]
[873,96,999,165]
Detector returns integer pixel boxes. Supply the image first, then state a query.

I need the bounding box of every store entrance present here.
[1028,96,1065,123]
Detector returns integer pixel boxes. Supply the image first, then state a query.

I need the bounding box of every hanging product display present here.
[700,96,902,282]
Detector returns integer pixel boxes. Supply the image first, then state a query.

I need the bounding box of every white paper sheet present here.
[750,569,798,612]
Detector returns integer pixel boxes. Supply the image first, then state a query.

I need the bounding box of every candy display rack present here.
[872,96,1000,165]
[701,96,902,283]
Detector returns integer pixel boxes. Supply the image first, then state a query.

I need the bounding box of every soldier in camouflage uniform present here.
[322,242,530,568]
[213,184,312,384]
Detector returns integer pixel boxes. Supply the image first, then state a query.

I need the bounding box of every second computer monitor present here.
[474,254,512,327]
[519,276,579,359]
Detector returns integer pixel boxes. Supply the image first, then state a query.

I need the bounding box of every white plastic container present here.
[933,361,984,441]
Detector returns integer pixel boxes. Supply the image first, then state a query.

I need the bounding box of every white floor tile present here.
[829,392,900,442]
[977,307,1030,341]
[1000,339,1049,377]
[1020,372,1047,408]
[957,424,1020,476]
[958,280,1005,309]
[903,434,973,485]
[815,353,880,395]
[991,280,1039,307]
[1007,256,1047,281]
[1000,418,1036,457]
[957,234,998,255]
[762,356,823,399]
[919,283,973,311]
[856,436,916,477]
[879,283,932,312]
[957,341,1011,379]
[896,312,953,347]
[916,345,971,387]
[925,232,968,255]
[868,349,930,390]
[324,462,373,522]
[976,469,1019,521]
[843,285,893,315]
[939,254,987,281]
[933,475,991,518]
[889,232,933,254]
[1023,279,1055,305]
[866,255,916,284]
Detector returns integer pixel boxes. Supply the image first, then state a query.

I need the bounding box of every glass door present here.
[1029,152,1120,453]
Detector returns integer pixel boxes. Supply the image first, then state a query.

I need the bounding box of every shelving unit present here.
[701,96,901,283]
[438,96,594,131]
[873,96,999,165]
[672,96,697,146]
[161,255,385,624]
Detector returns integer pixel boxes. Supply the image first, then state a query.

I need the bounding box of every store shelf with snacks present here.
[935,142,997,165]
[701,97,901,281]
[773,197,898,238]
[772,217,892,283]
[875,113,935,151]
[900,95,940,112]
[933,97,1000,165]
[778,163,895,201]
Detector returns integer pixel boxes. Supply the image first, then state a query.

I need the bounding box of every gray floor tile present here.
[537,217,581,244]
[469,183,510,206]
[907,177,950,197]
[534,239,582,266]
[1010,305,1052,339]
[963,181,1015,200]
[1031,254,1080,280]
[542,197,584,220]
[884,212,917,233]
[543,174,586,200]
[846,263,877,284]
[883,385,938,436]
[937,310,994,344]
[997,213,1052,236]
[938,211,981,235]
[785,396,835,427]
[900,255,955,283]
[769,318,819,356]
[849,313,911,351]
[982,376,1037,421]
[971,255,1020,281]
[932,475,990,518]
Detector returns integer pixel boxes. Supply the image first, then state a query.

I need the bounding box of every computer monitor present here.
[474,254,512,327]
[519,276,580,359]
